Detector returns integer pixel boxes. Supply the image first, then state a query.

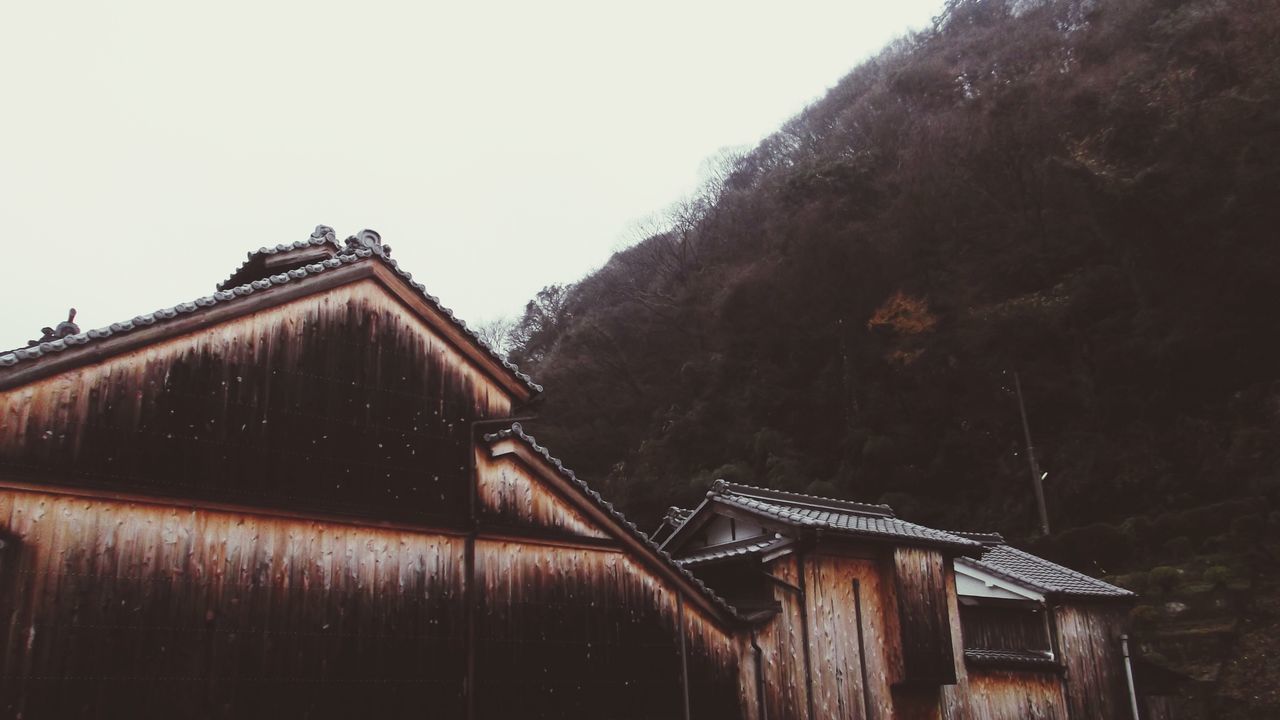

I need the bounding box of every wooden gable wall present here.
[0,279,513,527]
[475,444,751,719]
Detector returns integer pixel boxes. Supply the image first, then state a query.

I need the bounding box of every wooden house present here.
[0,226,1139,718]
[659,480,1139,719]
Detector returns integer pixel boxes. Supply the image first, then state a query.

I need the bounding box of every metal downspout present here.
[1121,634,1141,720]
[751,629,768,720]
[796,553,817,720]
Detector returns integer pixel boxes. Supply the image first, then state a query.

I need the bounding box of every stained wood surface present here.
[473,540,744,719]
[0,488,466,718]
[1056,604,1129,719]
[0,281,512,526]
[755,556,810,720]
[803,553,897,720]
[891,547,958,686]
[965,671,1069,720]
[476,451,609,540]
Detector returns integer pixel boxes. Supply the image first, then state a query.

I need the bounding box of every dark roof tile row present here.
[710,480,979,551]
[964,648,1060,670]
[0,229,542,393]
[676,535,791,568]
[960,544,1134,598]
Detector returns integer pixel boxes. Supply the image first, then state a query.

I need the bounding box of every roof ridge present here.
[483,423,742,621]
[216,225,345,291]
[947,530,1006,544]
[0,230,542,394]
[711,479,895,517]
[712,492,980,550]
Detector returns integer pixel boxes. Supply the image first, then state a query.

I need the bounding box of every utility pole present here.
[1014,372,1051,536]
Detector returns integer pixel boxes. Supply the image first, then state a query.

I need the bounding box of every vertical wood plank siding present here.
[756,556,810,720]
[959,605,1052,652]
[473,540,744,719]
[475,453,609,539]
[0,281,512,526]
[1056,604,1130,720]
[891,547,957,686]
[0,488,465,718]
[802,553,897,720]
[965,672,1069,720]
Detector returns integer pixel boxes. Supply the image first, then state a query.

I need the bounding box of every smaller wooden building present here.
[659,480,1138,719]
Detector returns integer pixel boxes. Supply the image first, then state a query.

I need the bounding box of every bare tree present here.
[474,316,517,358]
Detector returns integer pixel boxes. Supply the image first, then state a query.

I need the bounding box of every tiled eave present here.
[0,250,541,397]
[484,423,744,625]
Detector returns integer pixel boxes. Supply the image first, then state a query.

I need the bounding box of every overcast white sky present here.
[0,0,941,351]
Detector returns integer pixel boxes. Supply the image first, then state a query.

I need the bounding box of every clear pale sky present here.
[0,0,941,351]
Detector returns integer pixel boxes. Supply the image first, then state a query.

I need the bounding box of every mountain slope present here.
[510,0,1280,537]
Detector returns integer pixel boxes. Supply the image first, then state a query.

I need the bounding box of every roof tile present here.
[0,228,542,394]
[484,423,741,620]
[961,543,1134,598]
[709,481,979,550]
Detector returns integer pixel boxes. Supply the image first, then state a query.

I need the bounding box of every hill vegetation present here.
[493,0,1280,713]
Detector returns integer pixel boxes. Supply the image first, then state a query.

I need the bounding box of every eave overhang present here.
[0,252,541,401]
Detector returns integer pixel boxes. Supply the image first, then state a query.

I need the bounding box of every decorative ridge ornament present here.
[345,229,390,258]
[28,308,79,347]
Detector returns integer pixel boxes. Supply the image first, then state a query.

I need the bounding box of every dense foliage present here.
[503,0,1280,545]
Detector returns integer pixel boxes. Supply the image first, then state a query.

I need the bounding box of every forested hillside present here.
[498,0,1280,711]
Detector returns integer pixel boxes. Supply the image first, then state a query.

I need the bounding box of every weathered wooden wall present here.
[959,604,1051,651]
[0,281,512,526]
[475,452,609,540]
[803,552,897,720]
[891,547,957,687]
[755,555,810,720]
[941,556,1071,720]
[0,487,466,718]
[0,277,757,718]
[1056,603,1129,720]
[474,540,745,719]
[752,546,967,720]
[964,671,1069,720]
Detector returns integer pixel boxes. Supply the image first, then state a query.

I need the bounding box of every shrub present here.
[1203,565,1233,589]
[1149,566,1182,594]
[1129,605,1162,628]
[1113,572,1150,595]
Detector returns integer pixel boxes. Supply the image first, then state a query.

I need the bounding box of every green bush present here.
[1130,605,1162,628]
[1113,572,1150,595]
[1149,566,1182,594]
[1203,565,1234,589]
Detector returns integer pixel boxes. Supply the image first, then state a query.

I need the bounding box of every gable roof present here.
[955,533,1134,599]
[672,480,981,552]
[0,226,541,397]
[482,423,742,624]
